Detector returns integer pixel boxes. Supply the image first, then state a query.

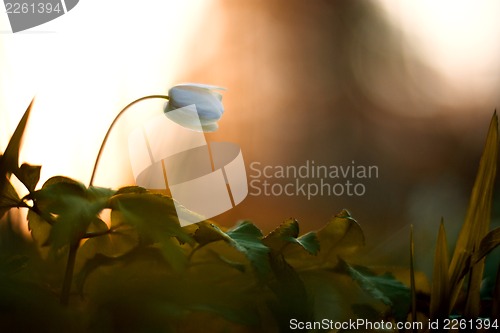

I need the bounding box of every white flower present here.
[164,83,225,132]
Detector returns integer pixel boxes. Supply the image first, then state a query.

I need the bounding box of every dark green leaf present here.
[263,218,319,255]
[14,163,41,193]
[225,221,270,278]
[337,259,411,322]
[194,221,271,278]
[29,178,113,253]
[296,232,320,255]
[0,178,21,218]
[115,185,148,195]
[47,197,109,251]
[267,252,311,330]
[473,227,500,264]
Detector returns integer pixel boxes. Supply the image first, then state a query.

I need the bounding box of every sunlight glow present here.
[376,0,500,113]
[0,0,208,188]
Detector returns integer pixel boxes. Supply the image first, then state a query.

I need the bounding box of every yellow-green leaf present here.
[473,227,500,264]
[263,218,319,255]
[448,112,498,316]
[430,221,449,319]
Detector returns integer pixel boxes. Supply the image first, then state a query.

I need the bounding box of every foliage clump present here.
[0,101,499,332]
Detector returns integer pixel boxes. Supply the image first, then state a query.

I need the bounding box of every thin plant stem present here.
[60,240,79,306]
[59,95,169,305]
[89,95,169,187]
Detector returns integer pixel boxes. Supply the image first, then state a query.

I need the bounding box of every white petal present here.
[174,83,226,91]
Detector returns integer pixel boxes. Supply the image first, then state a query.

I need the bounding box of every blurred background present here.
[1,0,500,275]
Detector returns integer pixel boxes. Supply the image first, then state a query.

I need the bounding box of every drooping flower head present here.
[164,83,225,132]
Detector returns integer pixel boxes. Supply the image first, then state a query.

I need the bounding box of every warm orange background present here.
[1,0,499,273]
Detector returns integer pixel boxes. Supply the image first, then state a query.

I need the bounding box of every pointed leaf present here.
[430,221,450,319]
[14,163,41,193]
[193,220,271,278]
[317,209,364,259]
[263,218,319,255]
[296,232,320,256]
[193,221,231,245]
[284,210,364,270]
[0,179,21,218]
[473,227,500,264]
[449,112,498,316]
[226,221,270,278]
[0,99,34,181]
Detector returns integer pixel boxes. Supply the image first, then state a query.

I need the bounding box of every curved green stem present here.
[89,95,170,187]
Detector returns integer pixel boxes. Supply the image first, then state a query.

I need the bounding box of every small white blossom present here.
[165,83,225,132]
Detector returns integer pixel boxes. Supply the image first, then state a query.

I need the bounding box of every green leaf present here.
[0,178,21,218]
[27,209,52,247]
[110,192,193,271]
[14,163,41,193]
[194,221,270,277]
[225,221,270,278]
[0,99,34,191]
[473,227,500,264]
[80,220,139,259]
[115,185,148,195]
[318,210,365,257]
[296,232,320,255]
[267,252,311,331]
[194,221,271,278]
[337,259,411,322]
[263,218,319,255]
[29,177,114,253]
[448,112,498,317]
[193,221,231,245]
[430,221,450,319]
[47,198,108,251]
